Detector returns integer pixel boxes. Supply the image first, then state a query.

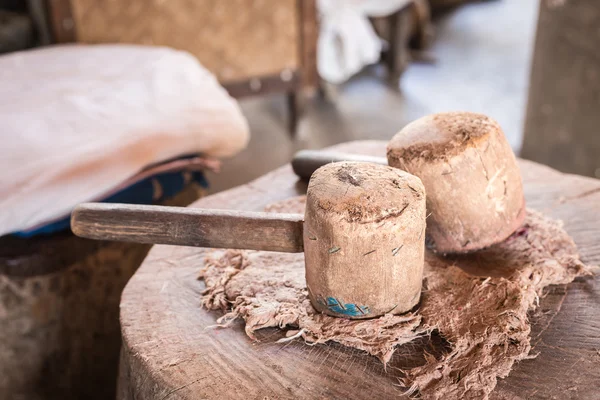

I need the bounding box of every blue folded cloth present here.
[12,170,208,238]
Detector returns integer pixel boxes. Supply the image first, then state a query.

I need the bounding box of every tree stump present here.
[0,186,202,400]
[117,141,600,400]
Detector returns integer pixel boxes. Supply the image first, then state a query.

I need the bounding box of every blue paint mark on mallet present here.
[325,297,370,317]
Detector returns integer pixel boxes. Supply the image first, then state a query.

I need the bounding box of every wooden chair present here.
[46,0,318,135]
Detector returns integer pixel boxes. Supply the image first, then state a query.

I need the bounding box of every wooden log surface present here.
[118,141,600,400]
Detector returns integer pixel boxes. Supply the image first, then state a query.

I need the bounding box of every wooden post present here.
[46,0,76,43]
[27,0,53,45]
[303,162,426,318]
[521,0,600,178]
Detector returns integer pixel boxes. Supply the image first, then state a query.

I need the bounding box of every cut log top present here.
[307,161,424,224]
[118,140,600,400]
[387,112,502,161]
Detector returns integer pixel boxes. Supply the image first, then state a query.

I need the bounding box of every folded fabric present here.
[13,156,215,237]
[0,44,249,236]
[14,169,208,238]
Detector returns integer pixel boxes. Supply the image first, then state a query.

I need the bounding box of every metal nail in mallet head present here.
[71,162,427,319]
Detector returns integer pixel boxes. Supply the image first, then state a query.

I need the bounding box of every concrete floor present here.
[207,0,540,194]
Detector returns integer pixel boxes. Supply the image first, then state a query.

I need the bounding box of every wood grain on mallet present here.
[71,203,305,253]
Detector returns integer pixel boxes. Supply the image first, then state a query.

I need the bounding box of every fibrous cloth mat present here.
[199,196,593,399]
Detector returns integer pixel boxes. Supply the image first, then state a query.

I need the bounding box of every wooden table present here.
[117,141,600,400]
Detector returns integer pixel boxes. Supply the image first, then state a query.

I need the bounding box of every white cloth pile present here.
[317,0,413,83]
[0,44,249,236]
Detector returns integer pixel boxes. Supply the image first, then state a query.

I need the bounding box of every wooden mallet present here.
[71,162,426,319]
[292,112,526,254]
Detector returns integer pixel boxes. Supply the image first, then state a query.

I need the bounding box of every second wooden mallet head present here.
[387,112,525,254]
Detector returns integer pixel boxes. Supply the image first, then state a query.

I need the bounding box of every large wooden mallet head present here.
[304,162,426,318]
[71,162,427,319]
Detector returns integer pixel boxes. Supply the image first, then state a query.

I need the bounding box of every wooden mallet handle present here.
[71,203,305,253]
[291,150,387,180]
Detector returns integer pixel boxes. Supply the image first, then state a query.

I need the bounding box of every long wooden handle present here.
[291,150,388,180]
[71,203,305,253]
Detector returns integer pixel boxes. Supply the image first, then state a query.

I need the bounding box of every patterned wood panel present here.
[69,0,300,83]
